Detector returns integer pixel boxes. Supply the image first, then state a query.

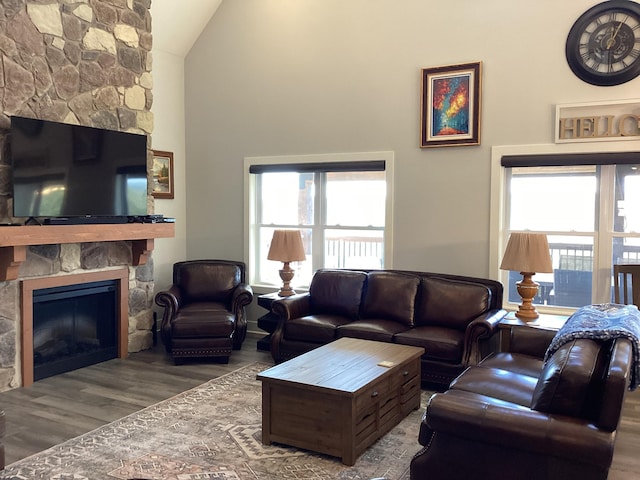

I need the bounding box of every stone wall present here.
[0,0,155,390]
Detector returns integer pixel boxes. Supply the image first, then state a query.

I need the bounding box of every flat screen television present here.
[10,116,148,220]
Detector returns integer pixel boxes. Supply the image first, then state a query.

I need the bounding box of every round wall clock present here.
[566,0,640,86]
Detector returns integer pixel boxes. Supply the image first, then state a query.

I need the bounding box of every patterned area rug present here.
[0,363,428,480]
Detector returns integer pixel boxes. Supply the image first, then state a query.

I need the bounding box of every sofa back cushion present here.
[176,262,242,304]
[360,271,419,326]
[530,339,605,419]
[309,269,367,320]
[415,277,491,330]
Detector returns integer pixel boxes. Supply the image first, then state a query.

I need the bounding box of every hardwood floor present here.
[0,334,639,479]
[0,333,273,465]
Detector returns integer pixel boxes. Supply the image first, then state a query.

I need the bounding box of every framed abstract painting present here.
[420,61,482,148]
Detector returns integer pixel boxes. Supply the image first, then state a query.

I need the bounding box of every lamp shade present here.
[267,230,306,263]
[500,233,553,273]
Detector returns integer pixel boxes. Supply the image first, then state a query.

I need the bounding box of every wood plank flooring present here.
[0,334,639,479]
[0,333,273,465]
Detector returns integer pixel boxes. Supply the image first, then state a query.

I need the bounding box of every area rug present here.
[0,362,429,480]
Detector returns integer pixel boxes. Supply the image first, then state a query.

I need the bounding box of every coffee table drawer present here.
[355,376,391,412]
[391,358,420,389]
[355,387,400,454]
[394,358,421,413]
[354,376,396,428]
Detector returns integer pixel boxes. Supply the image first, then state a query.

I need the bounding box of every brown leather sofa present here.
[410,327,633,480]
[270,268,505,386]
[155,260,253,363]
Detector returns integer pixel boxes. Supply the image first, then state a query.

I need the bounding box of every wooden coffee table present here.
[257,337,424,465]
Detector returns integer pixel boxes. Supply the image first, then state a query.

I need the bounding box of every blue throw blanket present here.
[544,303,640,391]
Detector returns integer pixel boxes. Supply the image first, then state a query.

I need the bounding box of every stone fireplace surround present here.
[0,223,173,389]
[0,0,158,391]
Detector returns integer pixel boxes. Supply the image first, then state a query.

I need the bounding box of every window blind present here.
[249,160,385,174]
[501,152,640,168]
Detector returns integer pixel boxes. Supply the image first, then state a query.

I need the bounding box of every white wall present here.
[183,0,639,280]
[150,48,188,294]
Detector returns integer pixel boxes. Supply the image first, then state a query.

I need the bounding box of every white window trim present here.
[490,140,640,315]
[244,151,395,290]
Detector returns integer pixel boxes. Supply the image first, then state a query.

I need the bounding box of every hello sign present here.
[555,99,640,143]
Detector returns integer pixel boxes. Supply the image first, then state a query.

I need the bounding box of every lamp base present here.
[515,272,540,321]
[278,286,296,297]
[277,262,297,297]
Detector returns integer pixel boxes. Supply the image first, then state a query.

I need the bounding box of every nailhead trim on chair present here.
[173,348,232,357]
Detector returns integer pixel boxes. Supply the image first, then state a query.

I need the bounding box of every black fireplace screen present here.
[33,279,118,381]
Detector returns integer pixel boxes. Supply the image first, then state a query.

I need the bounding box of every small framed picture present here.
[151,150,174,199]
[421,61,482,148]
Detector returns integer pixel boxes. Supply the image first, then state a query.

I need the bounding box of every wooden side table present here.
[256,292,282,351]
[498,312,569,351]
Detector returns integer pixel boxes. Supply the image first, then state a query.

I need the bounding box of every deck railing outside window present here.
[506,242,640,308]
[325,235,384,270]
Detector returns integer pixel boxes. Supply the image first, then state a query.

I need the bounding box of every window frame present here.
[244,151,395,291]
[490,142,640,315]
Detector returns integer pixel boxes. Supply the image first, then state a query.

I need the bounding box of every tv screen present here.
[10,116,148,219]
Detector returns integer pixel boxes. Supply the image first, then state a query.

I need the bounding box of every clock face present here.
[566,0,640,86]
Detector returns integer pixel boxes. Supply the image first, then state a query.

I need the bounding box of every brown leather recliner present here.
[155,260,253,364]
[410,327,633,480]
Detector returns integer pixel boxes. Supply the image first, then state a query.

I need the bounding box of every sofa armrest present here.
[231,283,254,348]
[422,389,614,468]
[271,293,312,321]
[155,285,182,324]
[463,309,506,365]
[154,285,183,352]
[231,283,254,311]
[270,294,312,362]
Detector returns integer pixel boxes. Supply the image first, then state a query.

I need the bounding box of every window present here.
[245,152,394,290]
[491,147,640,313]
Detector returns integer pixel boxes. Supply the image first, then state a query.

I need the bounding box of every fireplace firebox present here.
[33,280,118,381]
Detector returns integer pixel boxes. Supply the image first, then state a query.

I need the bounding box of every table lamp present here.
[500,232,553,321]
[267,230,306,296]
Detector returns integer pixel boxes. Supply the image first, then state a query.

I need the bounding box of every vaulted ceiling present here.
[152,0,222,57]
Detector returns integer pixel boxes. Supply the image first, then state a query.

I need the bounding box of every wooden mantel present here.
[0,223,175,281]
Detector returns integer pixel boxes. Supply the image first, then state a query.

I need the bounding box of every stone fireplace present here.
[25,269,126,384]
[0,1,161,390]
[0,223,173,389]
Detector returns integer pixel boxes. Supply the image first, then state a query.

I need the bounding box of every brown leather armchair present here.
[155,260,253,363]
[410,327,633,480]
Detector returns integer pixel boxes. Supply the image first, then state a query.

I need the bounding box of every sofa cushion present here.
[479,352,545,379]
[530,339,603,417]
[172,305,235,337]
[309,269,367,320]
[360,271,420,326]
[394,326,464,363]
[415,277,491,330]
[285,314,349,343]
[448,365,539,407]
[337,319,408,343]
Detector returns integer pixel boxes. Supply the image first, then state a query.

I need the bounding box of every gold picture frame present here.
[151,150,174,199]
